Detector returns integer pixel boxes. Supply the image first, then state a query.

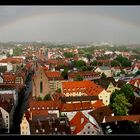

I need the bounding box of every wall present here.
[98,90,110,105]
[0,107,10,133]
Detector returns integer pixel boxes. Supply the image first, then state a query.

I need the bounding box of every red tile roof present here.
[45,71,64,80]
[96,60,112,63]
[92,100,105,109]
[29,100,61,111]
[3,73,16,83]
[62,81,103,96]
[60,102,93,112]
[70,111,89,134]
[130,78,140,86]
[31,110,49,117]
[105,115,140,123]
[0,100,13,113]
[0,57,24,64]
[68,71,100,79]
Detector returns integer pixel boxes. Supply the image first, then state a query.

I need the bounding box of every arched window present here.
[40,81,43,94]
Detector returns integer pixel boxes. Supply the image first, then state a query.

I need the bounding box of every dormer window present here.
[36,129,39,133]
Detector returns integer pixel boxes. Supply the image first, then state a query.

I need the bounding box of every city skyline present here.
[0,6,140,44]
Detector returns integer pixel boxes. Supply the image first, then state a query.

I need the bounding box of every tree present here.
[101,73,107,79]
[76,60,86,69]
[115,55,131,67]
[120,84,134,102]
[111,94,132,115]
[120,70,125,75]
[90,60,98,66]
[84,53,92,62]
[63,52,74,58]
[110,84,134,104]
[57,88,61,93]
[43,94,52,101]
[81,66,88,71]
[13,47,23,56]
[111,60,120,67]
[36,96,42,101]
[61,68,68,80]
[74,75,83,81]
[136,70,140,75]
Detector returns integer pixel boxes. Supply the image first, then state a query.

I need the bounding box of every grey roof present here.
[98,66,111,70]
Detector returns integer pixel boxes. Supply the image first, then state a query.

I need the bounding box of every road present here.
[10,71,33,134]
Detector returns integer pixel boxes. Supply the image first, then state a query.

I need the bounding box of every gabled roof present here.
[96,66,111,70]
[60,96,99,103]
[0,100,13,113]
[92,100,105,109]
[60,102,93,112]
[96,60,112,63]
[45,71,64,80]
[89,106,112,124]
[104,115,140,123]
[70,111,89,134]
[68,71,100,79]
[29,100,61,111]
[116,80,127,88]
[62,81,103,96]
[93,77,117,90]
[3,72,16,83]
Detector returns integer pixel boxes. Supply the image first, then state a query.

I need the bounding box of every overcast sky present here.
[0,6,140,44]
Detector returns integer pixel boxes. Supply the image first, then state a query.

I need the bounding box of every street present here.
[10,72,33,134]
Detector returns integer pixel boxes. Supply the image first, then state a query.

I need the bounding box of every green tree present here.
[111,94,132,115]
[101,73,107,79]
[111,60,120,67]
[63,52,74,58]
[84,53,92,62]
[36,96,42,101]
[81,66,88,71]
[90,60,98,66]
[136,70,140,75]
[120,70,125,75]
[57,88,61,93]
[74,75,83,81]
[13,47,23,56]
[76,60,86,69]
[115,55,131,67]
[61,67,68,80]
[120,84,134,102]
[43,94,52,101]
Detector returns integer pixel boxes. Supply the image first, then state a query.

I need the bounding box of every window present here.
[106,100,108,102]
[88,131,90,134]
[40,81,43,94]
[92,131,94,134]
[6,124,8,127]
[36,129,39,133]
[6,116,8,118]
[83,132,86,134]
[88,126,90,129]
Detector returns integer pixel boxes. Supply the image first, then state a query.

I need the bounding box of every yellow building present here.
[20,114,30,135]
